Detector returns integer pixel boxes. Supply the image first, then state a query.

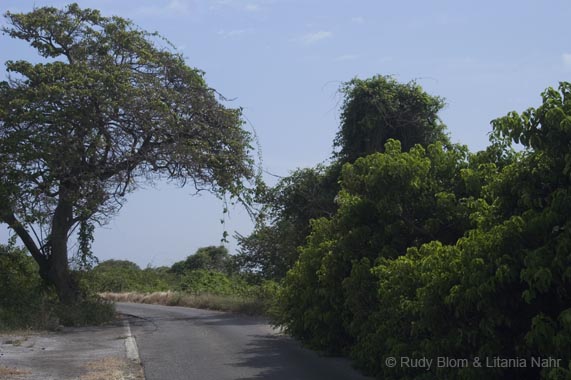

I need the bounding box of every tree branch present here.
[0,210,47,266]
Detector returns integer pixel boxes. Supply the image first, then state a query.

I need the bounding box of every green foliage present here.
[0,3,256,304]
[236,165,340,279]
[235,221,300,280]
[266,164,340,224]
[86,252,271,304]
[275,82,571,380]
[0,243,115,329]
[357,241,464,379]
[275,139,473,352]
[55,296,115,327]
[334,75,449,162]
[0,244,53,329]
[177,269,250,296]
[86,259,175,293]
[237,75,453,281]
[171,246,235,275]
[84,253,281,316]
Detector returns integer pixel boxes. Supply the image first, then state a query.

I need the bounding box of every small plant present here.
[55,296,115,327]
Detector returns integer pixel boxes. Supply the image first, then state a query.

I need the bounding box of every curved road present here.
[117,302,372,380]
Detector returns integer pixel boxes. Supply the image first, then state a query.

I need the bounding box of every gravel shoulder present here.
[0,316,144,380]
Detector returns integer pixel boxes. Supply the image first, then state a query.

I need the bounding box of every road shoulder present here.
[0,316,144,380]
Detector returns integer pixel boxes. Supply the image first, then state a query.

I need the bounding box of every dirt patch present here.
[80,356,144,380]
[0,322,144,380]
[0,366,31,379]
[2,337,27,347]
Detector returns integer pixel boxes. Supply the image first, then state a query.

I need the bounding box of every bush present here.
[177,269,250,296]
[170,246,236,275]
[274,140,472,354]
[0,244,116,329]
[0,244,55,330]
[84,260,175,293]
[56,296,115,327]
[274,83,571,380]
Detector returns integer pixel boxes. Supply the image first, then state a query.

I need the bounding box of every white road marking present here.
[123,319,142,364]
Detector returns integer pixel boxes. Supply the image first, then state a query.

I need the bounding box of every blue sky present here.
[1,0,570,267]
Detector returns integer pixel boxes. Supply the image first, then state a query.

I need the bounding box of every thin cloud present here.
[334,54,358,62]
[137,0,191,17]
[301,31,332,45]
[209,0,269,12]
[245,3,261,12]
[563,53,571,67]
[351,16,365,24]
[218,29,248,38]
[167,0,191,13]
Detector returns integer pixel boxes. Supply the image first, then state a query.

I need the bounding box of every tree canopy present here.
[0,4,255,303]
[273,82,571,380]
[236,75,451,281]
[236,164,339,279]
[334,75,449,162]
[170,246,234,275]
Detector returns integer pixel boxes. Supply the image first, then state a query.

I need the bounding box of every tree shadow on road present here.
[229,334,371,380]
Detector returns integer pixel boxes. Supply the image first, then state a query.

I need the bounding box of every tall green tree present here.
[275,82,571,380]
[357,83,571,379]
[275,139,472,352]
[236,164,339,279]
[237,75,452,280]
[0,4,255,304]
[171,246,234,275]
[334,75,449,162]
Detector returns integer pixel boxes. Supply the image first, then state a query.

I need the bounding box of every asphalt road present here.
[116,302,373,380]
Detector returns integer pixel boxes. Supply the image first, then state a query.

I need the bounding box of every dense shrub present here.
[177,269,250,295]
[85,260,175,293]
[0,244,116,329]
[274,83,571,379]
[275,139,473,353]
[171,246,236,275]
[0,244,55,329]
[56,296,115,327]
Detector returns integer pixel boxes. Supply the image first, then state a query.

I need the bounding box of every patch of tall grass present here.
[100,291,268,315]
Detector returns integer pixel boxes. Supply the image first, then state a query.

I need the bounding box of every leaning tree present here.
[0,4,256,304]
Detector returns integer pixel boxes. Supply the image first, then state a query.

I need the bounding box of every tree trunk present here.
[44,239,81,305]
[36,256,80,305]
[1,184,82,305]
[44,193,81,305]
[0,207,81,305]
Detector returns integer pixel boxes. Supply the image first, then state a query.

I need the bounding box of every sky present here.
[1,0,570,267]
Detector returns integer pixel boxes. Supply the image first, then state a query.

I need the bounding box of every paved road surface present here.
[117,302,372,380]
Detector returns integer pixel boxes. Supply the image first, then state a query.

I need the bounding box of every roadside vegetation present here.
[0,4,258,329]
[237,77,571,380]
[87,246,279,316]
[1,4,570,380]
[0,243,277,330]
[0,243,114,330]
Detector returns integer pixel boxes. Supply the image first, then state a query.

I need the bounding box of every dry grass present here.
[80,357,124,380]
[100,291,266,315]
[0,366,31,379]
[0,329,40,336]
[80,356,144,380]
